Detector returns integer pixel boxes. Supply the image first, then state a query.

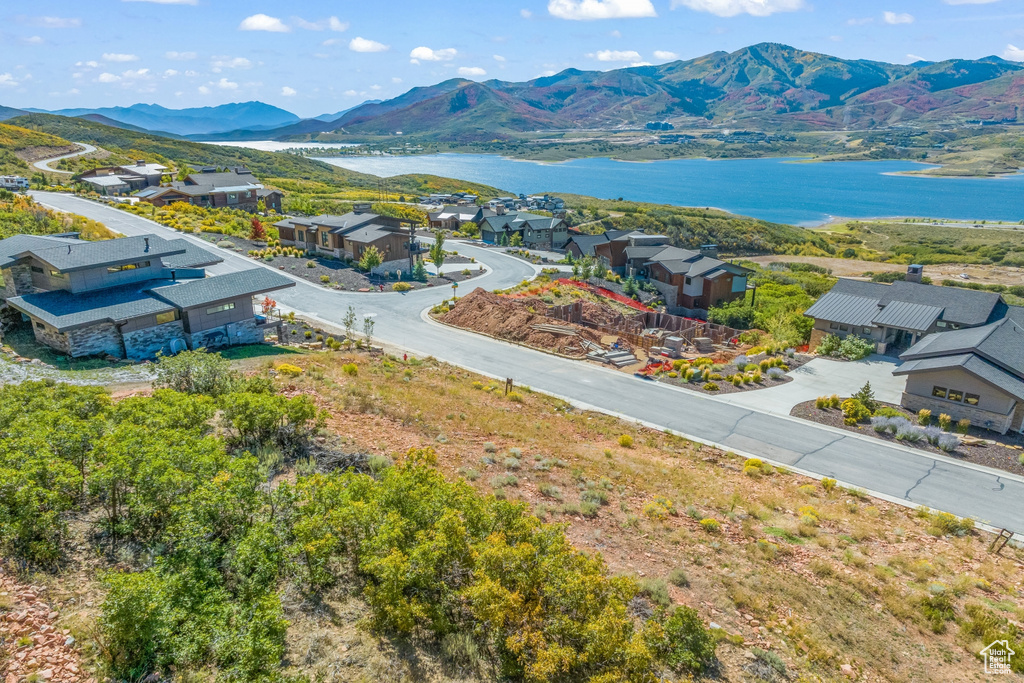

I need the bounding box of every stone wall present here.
[32,323,71,354]
[370,258,413,278]
[2,264,35,299]
[1011,402,1024,433]
[67,322,125,359]
[188,317,265,351]
[123,320,187,360]
[901,391,1014,435]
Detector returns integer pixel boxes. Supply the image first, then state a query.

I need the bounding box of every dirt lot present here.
[792,399,1024,476]
[746,255,1024,286]
[440,288,603,357]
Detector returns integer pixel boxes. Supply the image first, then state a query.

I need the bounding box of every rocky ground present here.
[0,568,90,682]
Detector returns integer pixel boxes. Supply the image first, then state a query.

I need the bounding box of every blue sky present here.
[3,0,1024,117]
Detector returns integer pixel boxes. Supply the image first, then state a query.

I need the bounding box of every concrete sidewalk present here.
[716,355,906,415]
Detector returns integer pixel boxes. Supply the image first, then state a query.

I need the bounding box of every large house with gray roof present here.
[804,272,1009,355]
[0,233,293,360]
[274,204,418,270]
[135,168,283,213]
[480,212,569,250]
[894,307,1024,434]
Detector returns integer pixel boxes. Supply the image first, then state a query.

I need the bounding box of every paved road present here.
[30,191,1024,535]
[33,143,98,174]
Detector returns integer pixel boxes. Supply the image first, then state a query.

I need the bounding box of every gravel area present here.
[791,399,1024,476]
[199,233,484,292]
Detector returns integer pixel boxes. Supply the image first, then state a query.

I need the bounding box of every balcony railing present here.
[254,306,283,327]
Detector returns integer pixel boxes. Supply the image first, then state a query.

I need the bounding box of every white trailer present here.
[0,176,29,192]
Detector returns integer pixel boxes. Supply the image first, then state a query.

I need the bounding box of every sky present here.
[2,0,1024,118]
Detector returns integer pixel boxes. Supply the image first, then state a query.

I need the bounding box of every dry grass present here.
[254,350,1024,682]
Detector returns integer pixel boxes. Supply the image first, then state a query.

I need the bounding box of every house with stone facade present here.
[0,233,293,360]
[479,212,569,250]
[893,307,1024,434]
[135,168,283,213]
[804,271,1009,355]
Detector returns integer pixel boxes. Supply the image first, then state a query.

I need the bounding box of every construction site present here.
[439,287,743,370]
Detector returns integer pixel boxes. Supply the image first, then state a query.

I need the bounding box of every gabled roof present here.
[804,293,882,328]
[118,163,166,176]
[822,278,1006,328]
[183,170,257,187]
[147,268,294,309]
[0,234,81,267]
[161,240,224,270]
[566,233,609,256]
[900,314,1024,380]
[19,235,185,273]
[310,212,382,233]
[7,282,176,332]
[81,175,131,188]
[870,299,943,333]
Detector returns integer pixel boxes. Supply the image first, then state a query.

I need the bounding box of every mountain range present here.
[18,102,300,136]
[3,44,1023,141]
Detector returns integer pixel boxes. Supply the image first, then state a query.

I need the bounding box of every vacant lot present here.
[747,254,1024,287]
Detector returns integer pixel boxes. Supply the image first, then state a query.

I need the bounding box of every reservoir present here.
[312,153,1024,226]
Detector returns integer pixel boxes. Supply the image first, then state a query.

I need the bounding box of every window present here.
[839,325,849,332]
[685,277,692,285]
[829,322,838,330]
[863,327,872,335]
[964,393,980,406]
[947,389,964,403]
[932,386,948,399]
[206,302,235,315]
[107,261,151,273]
[155,310,179,325]
[35,322,44,330]
[297,230,305,242]
[49,270,64,278]
[31,266,43,274]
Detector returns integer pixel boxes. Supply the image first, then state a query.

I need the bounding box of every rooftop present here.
[0,234,80,268]
[18,234,185,273]
[148,268,294,309]
[8,282,176,332]
[825,278,1006,327]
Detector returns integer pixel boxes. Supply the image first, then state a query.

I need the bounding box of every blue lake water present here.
[315,153,1024,226]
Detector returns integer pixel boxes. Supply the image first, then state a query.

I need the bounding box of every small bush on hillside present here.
[342,363,358,376]
[699,518,720,533]
[841,398,872,425]
[668,568,690,588]
[918,408,932,426]
[618,434,634,448]
[392,282,412,292]
[816,333,841,356]
[276,363,303,377]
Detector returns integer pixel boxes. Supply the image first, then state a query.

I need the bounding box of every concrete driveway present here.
[717,354,906,414]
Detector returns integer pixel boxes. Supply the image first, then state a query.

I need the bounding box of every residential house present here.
[804,270,1009,354]
[593,231,670,273]
[479,212,569,250]
[428,205,493,230]
[0,233,293,360]
[136,168,283,213]
[74,161,168,195]
[564,230,628,260]
[643,245,750,313]
[275,204,418,270]
[893,307,1024,434]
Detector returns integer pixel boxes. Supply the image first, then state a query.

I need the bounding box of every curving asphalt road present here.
[33,143,98,174]
[29,191,1024,535]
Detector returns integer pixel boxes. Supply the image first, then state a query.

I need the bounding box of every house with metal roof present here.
[479,212,569,249]
[893,307,1024,434]
[641,245,751,314]
[0,232,293,360]
[74,161,168,195]
[135,168,283,213]
[804,267,1010,355]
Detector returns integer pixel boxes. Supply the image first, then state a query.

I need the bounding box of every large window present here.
[932,386,947,399]
[297,230,305,242]
[108,261,151,273]
[964,393,980,406]
[31,266,43,274]
[933,385,976,405]
[206,302,235,315]
[321,231,329,247]
[49,270,64,278]
[155,310,180,325]
[947,389,964,403]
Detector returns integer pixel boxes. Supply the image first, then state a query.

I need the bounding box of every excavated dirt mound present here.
[442,288,603,357]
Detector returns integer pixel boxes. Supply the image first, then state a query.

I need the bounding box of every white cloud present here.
[349,37,389,52]
[670,0,802,17]
[211,56,252,71]
[165,51,197,60]
[458,66,487,77]
[30,16,82,28]
[410,46,457,62]
[653,50,678,60]
[198,85,210,94]
[590,49,642,61]
[494,54,507,62]
[97,72,120,83]
[521,8,533,17]
[164,69,179,76]
[281,86,297,96]
[103,53,139,62]
[906,53,927,62]
[216,77,238,90]
[123,0,198,4]
[293,15,349,31]
[76,60,100,68]
[392,77,403,83]
[22,36,44,45]
[883,11,914,24]
[238,14,290,32]
[0,74,18,87]
[344,89,359,96]
[121,68,151,79]
[1005,44,1024,61]
[549,0,656,20]
[610,29,622,37]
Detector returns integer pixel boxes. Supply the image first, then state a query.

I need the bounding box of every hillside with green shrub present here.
[0,122,77,174]
[0,192,116,241]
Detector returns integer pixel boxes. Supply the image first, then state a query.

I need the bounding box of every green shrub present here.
[956,418,971,435]
[703,382,720,391]
[392,282,413,292]
[699,518,720,533]
[816,333,841,356]
[342,363,358,376]
[821,478,837,492]
[938,413,953,430]
[668,567,690,588]
[839,336,875,360]
[319,274,330,283]
[618,434,634,448]
[841,398,872,425]
[639,577,671,607]
[918,408,932,426]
